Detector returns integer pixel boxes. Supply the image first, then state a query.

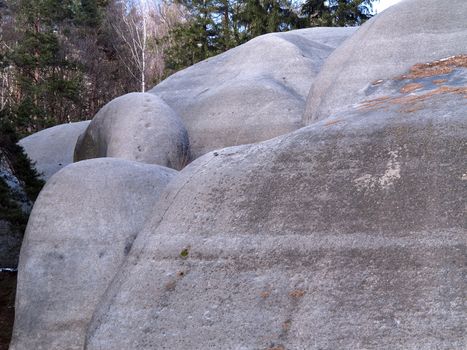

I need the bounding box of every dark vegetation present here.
[0,116,44,235]
[0,270,16,350]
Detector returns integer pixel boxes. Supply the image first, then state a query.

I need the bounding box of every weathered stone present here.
[303,0,467,123]
[85,64,467,350]
[10,158,177,350]
[74,93,190,170]
[19,121,90,181]
[150,27,355,158]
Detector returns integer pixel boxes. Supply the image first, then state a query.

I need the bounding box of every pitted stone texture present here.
[303,0,467,123]
[10,158,177,350]
[150,27,355,158]
[74,93,190,170]
[86,69,467,350]
[19,121,90,181]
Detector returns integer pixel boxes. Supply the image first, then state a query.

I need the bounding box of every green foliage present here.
[17,0,75,24]
[4,0,85,135]
[163,21,218,75]
[2,0,117,136]
[301,0,374,27]
[0,114,44,200]
[238,0,301,39]
[163,0,221,75]
[163,0,302,76]
[76,0,108,27]
[180,248,189,258]
[0,110,44,235]
[9,30,83,135]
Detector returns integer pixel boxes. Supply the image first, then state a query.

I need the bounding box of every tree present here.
[301,0,375,27]
[108,1,151,92]
[162,0,301,75]
[237,0,300,39]
[162,0,221,74]
[6,0,83,135]
[1,0,142,135]
[106,0,184,92]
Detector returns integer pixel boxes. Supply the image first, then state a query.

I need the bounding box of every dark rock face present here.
[0,122,43,270]
[303,0,467,123]
[85,64,467,350]
[10,159,177,350]
[0,152,32,268]
[150,27,355,158]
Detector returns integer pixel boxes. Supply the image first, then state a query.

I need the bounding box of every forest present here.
[0,0,375,137]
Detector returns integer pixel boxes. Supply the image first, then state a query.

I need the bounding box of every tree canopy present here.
[301,0,374,27]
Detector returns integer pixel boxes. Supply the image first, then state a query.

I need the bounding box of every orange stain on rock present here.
[289,289,305,298]
[399,55,467,80]
[433,79,448,85]
[360,86,467,111]
[324,119,342,126]
[400,82,424,93]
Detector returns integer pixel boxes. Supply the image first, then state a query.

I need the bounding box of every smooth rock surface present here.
[86,64,467,349]
[150,27,355,158]
[10,158,177,350]
[19,121,90,181]
[74,93,190,170]
[303,0,467,123]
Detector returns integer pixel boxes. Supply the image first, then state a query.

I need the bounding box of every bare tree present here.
[107,0,186,92]
[0,1,17,111]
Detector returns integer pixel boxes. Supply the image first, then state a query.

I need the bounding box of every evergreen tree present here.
[301,0,375,27]
[163,0,301,75]
[7,0,83,135]
[2,0,118,136]
[163,0,221,74]
[238,0,300,39]
[0,109,44,238]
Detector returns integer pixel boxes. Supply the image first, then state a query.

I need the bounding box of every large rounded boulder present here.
[74,93,190,170]
[10,158,177,350]
[150,27,355,158]
[303,0,467,123]
[19,121,90,181]
[85,62,466,349]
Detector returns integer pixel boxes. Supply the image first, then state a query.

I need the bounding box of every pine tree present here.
[163,0,301,75]
[238,0,300,39]
[3,0,118,135]
[7,0,83,135]
[301,0,375,27]
[163,0,221,74]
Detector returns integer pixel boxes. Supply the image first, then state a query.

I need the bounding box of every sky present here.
[373,0,403,14]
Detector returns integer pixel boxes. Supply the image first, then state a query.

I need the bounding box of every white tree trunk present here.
[141,10,147,93]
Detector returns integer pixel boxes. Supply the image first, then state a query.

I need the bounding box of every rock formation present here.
[19,121,90,181]
[10,3,467,349]
[303,0,467,123]
[74,93,190,170]
[150,27,355,158]
[10,159,177,350]
[85,60,467,350]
